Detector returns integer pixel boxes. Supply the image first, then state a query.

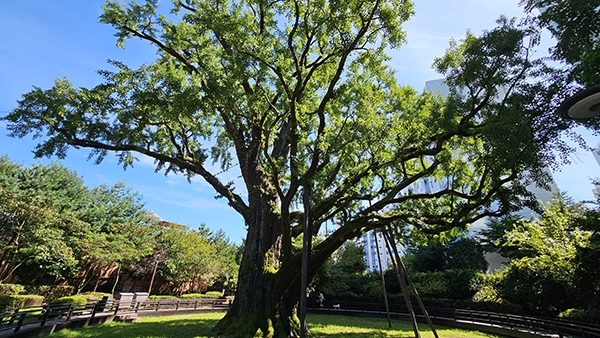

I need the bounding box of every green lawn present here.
[48,312,505,338]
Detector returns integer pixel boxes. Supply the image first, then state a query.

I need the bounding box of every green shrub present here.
[50,296,88,305]
[78,292,112,301]
[181,292,225,299]
[148,295,178,300]
[16,295,45,308]
[0,295,21,309]
[412,272,447,298]
[445,269,479,299]
[0,284,25,296]
[500,265,575,315]
[472,285,502,304]
[0,295,44,309]
[410,270,480,300]
[23,285,74,303]
[206,291,223,298]
[559,308,600,324]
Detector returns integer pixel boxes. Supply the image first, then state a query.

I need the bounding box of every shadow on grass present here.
[50,314,223,338]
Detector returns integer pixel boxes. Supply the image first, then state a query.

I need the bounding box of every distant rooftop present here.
[145,211,164,225]
[145,210,185,228]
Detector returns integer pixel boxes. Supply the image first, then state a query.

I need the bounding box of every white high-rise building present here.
[361,230,404,272]
[591,144,600,167]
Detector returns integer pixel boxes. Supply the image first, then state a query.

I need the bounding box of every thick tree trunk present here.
[214,193,305,338]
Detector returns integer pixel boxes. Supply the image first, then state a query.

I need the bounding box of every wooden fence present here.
[2,298,600,338]
[308,302,600,338]
[0,298,231,334]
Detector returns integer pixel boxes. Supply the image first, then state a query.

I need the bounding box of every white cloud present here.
[147,189,231,211]
[136,154,157,168]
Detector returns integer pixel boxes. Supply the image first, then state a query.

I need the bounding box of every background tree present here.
[208,229,240,291]
[498,197,588,314]
[158,224,222,294]
[479,214,530,260]
[404,238,488,273]
[0,189,83,283]
[3,1,577,336]
[311,242,376,303]
[75,182,155,292]
[572,208,600,310]
[0,157,90,282]
[522,0,600,86]
[0,156,156,288]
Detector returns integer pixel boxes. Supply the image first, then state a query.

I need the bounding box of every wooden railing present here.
[308,301,600,338]
[3,298,599,337]
[0,297,231,335]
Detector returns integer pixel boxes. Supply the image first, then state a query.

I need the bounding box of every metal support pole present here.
[374,230,392,329]
[300,180,310,338]
[382,230,420,338]
[148,259,159,294]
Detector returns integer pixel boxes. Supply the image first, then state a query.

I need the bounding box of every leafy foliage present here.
[157,224,238,294]
[503,198,588,282]
[521,0,600,85]
[404,238,488,273]
[480,196,595,315]
[0,295,44,310]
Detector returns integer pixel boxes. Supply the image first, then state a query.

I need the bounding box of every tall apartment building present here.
[360,230,403,272]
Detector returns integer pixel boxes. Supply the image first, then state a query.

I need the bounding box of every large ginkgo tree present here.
[4,0,577,336]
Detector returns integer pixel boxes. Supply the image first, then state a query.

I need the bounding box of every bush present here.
[500,265,575,315]
[0,295,44,309]
[23,285,74,303]
[559,308,600,325]
[17,295,45,308]
[148,295,178,300]
[205,291,223,298]
[50,296,88,306]
[182,292,226,299]
[78,292,112,301]
[412,272,447,298]
[0,284,25,296]
[410,270,480,300]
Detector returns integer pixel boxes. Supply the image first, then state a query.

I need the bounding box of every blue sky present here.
[1,0,598,244]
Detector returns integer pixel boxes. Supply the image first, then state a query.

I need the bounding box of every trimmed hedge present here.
[148,295,178,300]
[0,284,26,296]
[78,292,112,301]
[206,291,223,297]
[0,295,44,309]
[50,296,88,305]
[24,285,74,303]
[559,308,600,325]
[181,292,223,299]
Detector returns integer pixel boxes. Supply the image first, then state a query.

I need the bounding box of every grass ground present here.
[48,312,506,338]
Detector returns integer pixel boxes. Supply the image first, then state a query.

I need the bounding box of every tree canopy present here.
[2,0,584,336]
[522,0,600,86]
[0,156,156,284]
